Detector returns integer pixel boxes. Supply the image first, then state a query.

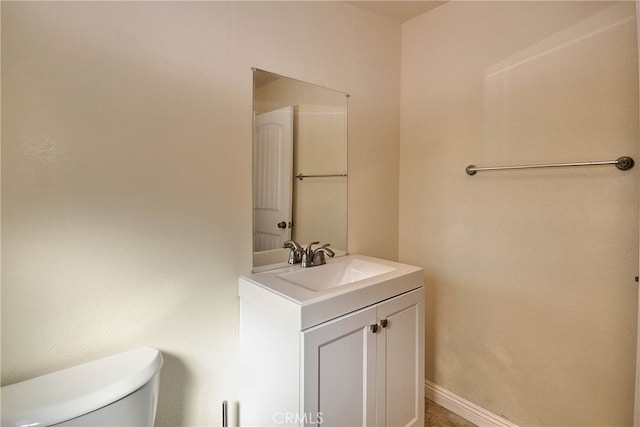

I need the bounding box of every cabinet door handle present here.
[380,319,388,328]
[370,324,379,333]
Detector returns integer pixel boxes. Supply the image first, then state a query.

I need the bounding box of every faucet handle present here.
[318,246,335,258]
[313,247,335,266]
[283,240,303,264]
[283,240,301,249]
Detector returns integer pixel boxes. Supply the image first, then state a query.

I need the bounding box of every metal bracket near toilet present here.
[222,400,228,427]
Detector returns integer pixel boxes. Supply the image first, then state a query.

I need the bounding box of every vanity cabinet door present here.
[302,306,377,427]
[301,288,424,427]
[375,288,425,427]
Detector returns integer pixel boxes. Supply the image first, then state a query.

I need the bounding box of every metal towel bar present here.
[466,156,634,175]
[296,173,348,180]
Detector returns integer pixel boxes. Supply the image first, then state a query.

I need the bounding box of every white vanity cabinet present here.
[239,255,425,427]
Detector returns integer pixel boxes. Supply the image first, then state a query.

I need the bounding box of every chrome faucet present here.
[301,242,335,268]
[284,240,335,267]
[283,240,303,265]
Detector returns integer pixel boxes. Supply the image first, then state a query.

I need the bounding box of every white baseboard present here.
[425,380,519,427]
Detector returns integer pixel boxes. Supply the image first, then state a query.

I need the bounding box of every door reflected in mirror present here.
[253,69,348,271]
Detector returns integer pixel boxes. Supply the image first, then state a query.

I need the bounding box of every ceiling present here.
[346,1,447,23]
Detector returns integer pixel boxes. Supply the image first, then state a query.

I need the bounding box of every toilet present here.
[1,347,163,427]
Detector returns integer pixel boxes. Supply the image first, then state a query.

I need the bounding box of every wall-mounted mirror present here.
[252,69,348,271]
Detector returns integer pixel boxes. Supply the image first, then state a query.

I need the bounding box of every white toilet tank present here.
[1,347,163,427]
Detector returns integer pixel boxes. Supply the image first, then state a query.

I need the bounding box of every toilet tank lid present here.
[1,347,163,427]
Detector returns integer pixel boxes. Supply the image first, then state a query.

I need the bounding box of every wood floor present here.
[425,399,477,427]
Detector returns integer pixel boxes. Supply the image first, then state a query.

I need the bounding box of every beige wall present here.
[400,1,639,425]
[1,2,400,425]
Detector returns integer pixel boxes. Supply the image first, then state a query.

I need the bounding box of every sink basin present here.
[278,258,396,291]
[240,254,423,329]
